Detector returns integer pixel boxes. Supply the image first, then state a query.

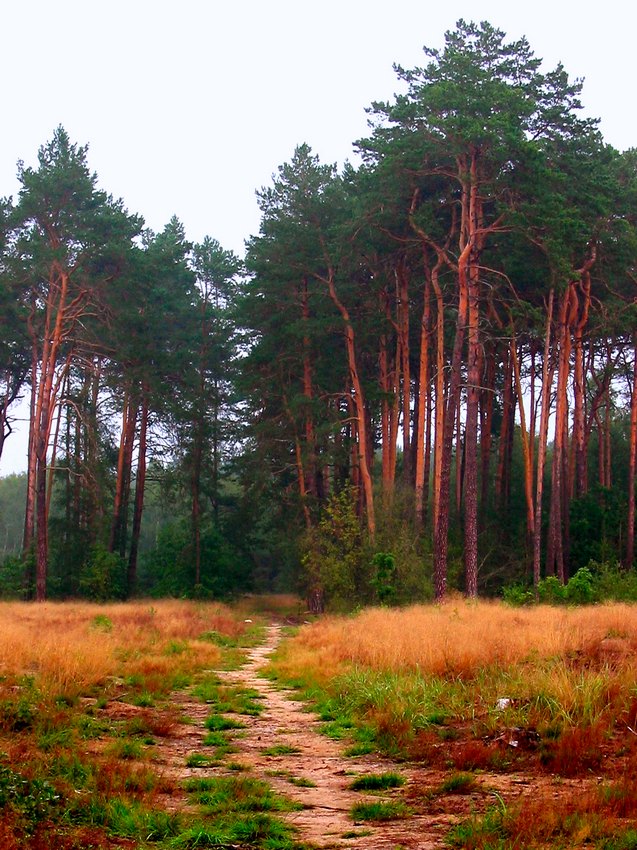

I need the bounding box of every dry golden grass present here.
[284,601,637,677]
[0,599,247,698]
[272,601,637,738]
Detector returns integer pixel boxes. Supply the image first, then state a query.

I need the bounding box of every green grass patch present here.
[439,772,477,794]
[194,679,265,715]
[261,744,301,756]
[184,775,300,814]
[185,752,216,768]
[351,800,409,821]
[205,713,245,731]
[349,772,404,791]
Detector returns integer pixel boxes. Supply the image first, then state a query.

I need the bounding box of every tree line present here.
[1,21,636,605]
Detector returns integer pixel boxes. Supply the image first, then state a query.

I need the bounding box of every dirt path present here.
[209,623,453,849]
[152,623,584,849]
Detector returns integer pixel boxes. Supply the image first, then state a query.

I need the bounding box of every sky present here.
[1,0,636,474]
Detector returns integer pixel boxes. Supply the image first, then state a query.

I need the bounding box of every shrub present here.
[79,546,127,601]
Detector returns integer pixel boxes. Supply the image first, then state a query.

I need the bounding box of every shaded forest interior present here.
[1,21,636,605]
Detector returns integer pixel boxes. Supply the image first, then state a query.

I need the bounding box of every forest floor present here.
[144,622,601,849]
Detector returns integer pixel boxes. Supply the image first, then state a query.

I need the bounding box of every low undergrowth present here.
[0,597,304,849]
[448,763,637,849]
[266,600,637,841]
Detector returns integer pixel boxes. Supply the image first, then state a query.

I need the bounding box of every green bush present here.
[371,552,397,605]
[504,562,637,607]
[79,545,127,601]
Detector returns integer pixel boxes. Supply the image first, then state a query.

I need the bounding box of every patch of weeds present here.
[108,738,144,760]
[350,772,404,792]
[320,717,355,739]
[226,761,249,772]
[195,680,264,716]
[186,752,216,768]
[0,695,37,732]
[437,726,460,741]
[37,725,75,750]
[192,677,220,703]
[351,800,409,821]
[184,775,300,814]
[266,769,316,787]
[48,753,93,786]
[164,640,189,655]
[172,812,295,849]
[439,772,477,794]
[76,713,113,739]
[131,691,155,708]
[447,804,508,848]
[199,630,240,648]
[205,713,245,732]
[202,730,230,747]
[261,744,301,756]
[426,711,448,725]
[342,829,373,839]
[101,797,181,840]
[288,774,316,787]
[0,763,62,834]
[90,614,113,632]
[343,724,377,757]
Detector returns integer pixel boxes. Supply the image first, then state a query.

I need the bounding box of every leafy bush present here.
[371,552,397,605]
[301,487,366,612]
[79,545,127,600]
[0,554,27,598]
[140,520,251,598]
[504,562,637,606]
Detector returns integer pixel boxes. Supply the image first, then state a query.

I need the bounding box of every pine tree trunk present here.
[511,338,535,550]
[325,269,375,538]
[626,336,637,569]
[433,242,471,599]
[128,390,148,595]
[533,289,554,586]
[415,262,433,527]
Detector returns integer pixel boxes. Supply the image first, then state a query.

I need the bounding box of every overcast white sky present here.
[1,0,635,474]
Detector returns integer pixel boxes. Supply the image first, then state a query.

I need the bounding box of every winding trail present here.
[212,623,448,849]
[151,623,557,848]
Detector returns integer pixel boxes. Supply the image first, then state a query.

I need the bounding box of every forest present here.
[1,20,636,606]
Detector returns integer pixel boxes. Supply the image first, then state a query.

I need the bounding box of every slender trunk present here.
[23,330,38,557]
[415,261,433,527]
[548,285,573,582]
[496,349,513,507]
[397,260,411,483]
[324,268,375,538]
[432,265,445,531]
[464,253,480,598]
[533,289,555,586]
[110,392,138,558]
[572,271,591,496]
[433,241,471,599]
[626,336,637,569]
[480,346,495,525]
[511,337,535,547]
[128,390,148,595]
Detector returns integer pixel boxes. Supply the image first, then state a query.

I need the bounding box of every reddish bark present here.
[626,336,637,569]
[533,289,555,586]
[128,389,149,594]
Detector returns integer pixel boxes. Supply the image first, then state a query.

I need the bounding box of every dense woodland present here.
[1,21,636,606]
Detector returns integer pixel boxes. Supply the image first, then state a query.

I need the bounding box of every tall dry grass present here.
[0,599,247,698]
[272,601,637,731]
[285,602,637,676]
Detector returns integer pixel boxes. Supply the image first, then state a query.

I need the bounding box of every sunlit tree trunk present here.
[533,289,555,586]
[626,335,637,569]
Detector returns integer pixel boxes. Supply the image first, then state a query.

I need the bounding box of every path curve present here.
[214,623,446,849]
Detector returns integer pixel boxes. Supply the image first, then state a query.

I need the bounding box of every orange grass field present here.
[276,600,637,676]
[271,601,637,733]
[0,598,247,698]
